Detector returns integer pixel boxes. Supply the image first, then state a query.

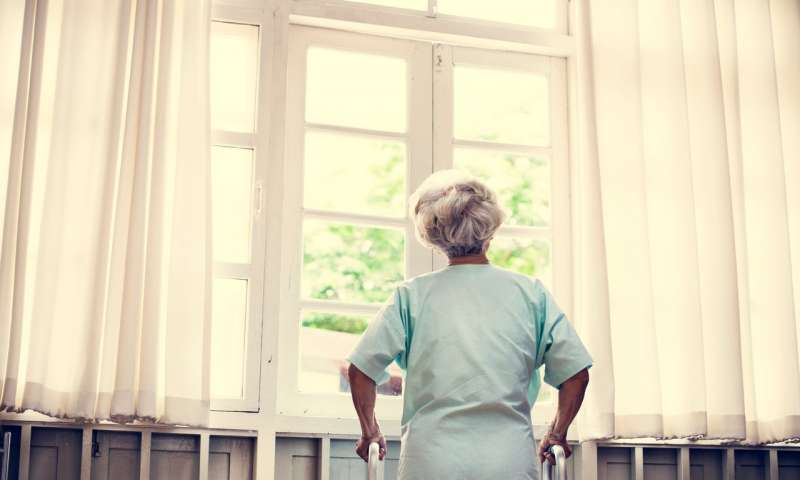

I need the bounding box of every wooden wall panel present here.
[779,451,800,480]
[643,448,677,479]
[736,450,768,480]
[7,423,800,480]
[598,447,632,480]
[690,449,723,480]
[150,434,200,480]
[210,436,255,480]
[91,431,140,480]
[275,438,318,480]
[29,428,81,480]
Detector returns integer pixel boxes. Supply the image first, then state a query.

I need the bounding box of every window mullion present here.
[212,130,256,148]
[407,41,436,278]
[304,122,406,141]
[451,139,551,157]
[303,208,406,228]
[213,262,253,279]
[299,299,382,317]
[548,56,571,312]
[431,43,454,271]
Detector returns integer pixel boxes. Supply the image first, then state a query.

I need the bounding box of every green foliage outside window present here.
[303,146,550,334]
[302,312,369,335]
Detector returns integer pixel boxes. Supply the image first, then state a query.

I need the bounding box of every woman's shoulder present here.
[486,265,546,292]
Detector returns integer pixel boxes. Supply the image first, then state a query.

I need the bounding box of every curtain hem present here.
[0,402,210,429]
[579,412,800,445]
[1,380,209,428]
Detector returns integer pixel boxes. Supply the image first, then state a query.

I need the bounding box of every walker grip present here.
[368,442,384,480]
[542,444,567,480]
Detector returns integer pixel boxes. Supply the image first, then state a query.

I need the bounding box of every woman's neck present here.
[448,253,490,266]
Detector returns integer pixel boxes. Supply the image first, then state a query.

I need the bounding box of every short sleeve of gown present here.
[346,286,409,385]
[532,279,593,390]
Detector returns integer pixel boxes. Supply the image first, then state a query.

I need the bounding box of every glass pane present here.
[211,278,248,399]
[302,219,405,304]
[299,311,402,396]
[211,21,258,132]
[354,0,427,9]
[211,146,253,263]
[454,148,550,227]
[306,47,407,132]
[454,65,549,146]
[304,131,406,217]
[488,236,551,286]
[438,0,557,29]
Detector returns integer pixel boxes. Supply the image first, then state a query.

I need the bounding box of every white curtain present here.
[0,0,212,426]
[574,0,800,444]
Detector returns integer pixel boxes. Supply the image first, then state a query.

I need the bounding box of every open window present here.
[432,44,571,413]
[208,18,267,412]
[278,26,433,419]
[277,25,570,422]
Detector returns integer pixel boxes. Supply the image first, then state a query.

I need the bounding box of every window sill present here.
[272,411,565,441]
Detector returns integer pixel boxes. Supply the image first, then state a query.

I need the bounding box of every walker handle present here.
[368,442,384,480]
[541,444,568,480]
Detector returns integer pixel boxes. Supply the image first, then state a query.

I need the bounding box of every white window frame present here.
[290,0,571,47]
[208,6,272,413]
[276,25,433,419]
[431,44,572,422]
[201,1,576,431]
[275,24,572,423]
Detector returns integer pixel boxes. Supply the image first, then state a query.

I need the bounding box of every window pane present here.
[454,148,550,227]
[454,66,549,146]
[304,131,406,217]
[488,236,551,286]
[211,146,253,263]
[299,311,402,396]
[354,0,427,9]
[438,0,557,29]
[302,219,405,304]
[211,278,248,399]
[306,47,407,132]
[211,22,258,132]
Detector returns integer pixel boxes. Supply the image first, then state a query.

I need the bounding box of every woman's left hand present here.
[356,430,387,462]
[538,432,571,465]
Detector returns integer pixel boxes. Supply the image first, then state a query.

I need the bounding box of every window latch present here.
[254,181,264,218]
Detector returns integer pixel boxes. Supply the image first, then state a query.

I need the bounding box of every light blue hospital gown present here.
[347,264,593,480]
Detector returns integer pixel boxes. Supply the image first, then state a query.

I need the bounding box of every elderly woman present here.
[347,170,592,479]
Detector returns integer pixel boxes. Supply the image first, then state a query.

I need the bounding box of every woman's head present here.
[409,170,506,258]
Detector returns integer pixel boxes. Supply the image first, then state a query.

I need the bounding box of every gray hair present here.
[409,170,506,258]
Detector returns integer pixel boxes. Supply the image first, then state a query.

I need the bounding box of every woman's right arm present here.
[538,367,590,464]
[348,363,387,462]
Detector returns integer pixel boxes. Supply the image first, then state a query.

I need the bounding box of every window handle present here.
[254,181,264,218]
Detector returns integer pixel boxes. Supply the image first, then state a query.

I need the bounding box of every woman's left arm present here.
[348,363,387,462]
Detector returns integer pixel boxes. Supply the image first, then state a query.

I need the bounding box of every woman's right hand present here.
[356,430,386,462]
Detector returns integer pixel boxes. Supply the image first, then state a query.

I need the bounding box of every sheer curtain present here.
[574,0,800,443]
[0,0,212,426]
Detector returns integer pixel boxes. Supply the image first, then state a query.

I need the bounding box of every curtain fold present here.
[575,0,800,443]
[0,0,212,426]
